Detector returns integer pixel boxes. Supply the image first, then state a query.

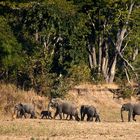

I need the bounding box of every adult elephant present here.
[48,98,80,121]
[121,103,140,122]
[80,105,100,122]
[14,103,36,119]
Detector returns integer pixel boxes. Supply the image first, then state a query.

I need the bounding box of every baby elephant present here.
[80,105,101,122]
[40,111,52,119]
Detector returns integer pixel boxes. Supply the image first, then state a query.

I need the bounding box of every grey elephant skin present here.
[48,98,80,121]
[14,103,36,118]
[121,103,140,122]
[80,105,100,122]
[40,111,52,119]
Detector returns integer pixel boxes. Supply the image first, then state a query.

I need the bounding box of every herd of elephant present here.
[13,98,140,122]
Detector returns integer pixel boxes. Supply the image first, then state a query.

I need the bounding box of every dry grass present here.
[0,83,140,140]
[0,84,48,119]
[0,119,140,140]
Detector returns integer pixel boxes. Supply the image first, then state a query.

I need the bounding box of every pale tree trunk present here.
[124,63,131,84]
[132,47,138,61]
[89,53,93,69]
[107,1,134,83]
[101,41,109,82]
[88,44,97,69]
[92,46,97,67]
[108,55,117,83]
[35,29,39,42]
[98,36,102,74]
[108,28,126,83]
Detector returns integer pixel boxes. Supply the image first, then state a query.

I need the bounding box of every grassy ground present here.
[0,119,140,140]
[0,83,139,140]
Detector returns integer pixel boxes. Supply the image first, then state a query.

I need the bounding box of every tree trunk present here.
[107,1,134,83]
[108,28,127,83]
[98,36,102,74]
[88,44,97,69]
[102,41,109,81]
[89,53,93,69]
[108,55,117,83]
[132,47,138,61]
[35,29,39,42]
[91,45,97,67]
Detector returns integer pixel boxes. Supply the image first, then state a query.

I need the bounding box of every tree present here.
[0,16,23,83]
[73,0,140,83]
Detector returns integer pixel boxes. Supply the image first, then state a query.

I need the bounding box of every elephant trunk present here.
[14,107,16,114]
[14,106,18,115]
[75,114,80,121]
[121,108,124,122]
[80,106,84,121]
[48,102,52,111]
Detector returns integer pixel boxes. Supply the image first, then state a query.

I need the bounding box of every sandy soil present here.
[0,119,140,140]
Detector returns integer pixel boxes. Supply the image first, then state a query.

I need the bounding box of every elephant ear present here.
[54,102,59,107]
[19,103,23,107]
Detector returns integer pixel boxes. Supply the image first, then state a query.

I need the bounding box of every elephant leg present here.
[90,117,93,121]
[132,113,136,121]
[49,114,53,119]
[75,115,80,121]
[54,111,59,119]
[41,115,44,119]
[19,111,23,118]
[128,110,132,122]
[58,113,62,120]
[63,113,65,119]
[17,111,21,118]
[23,113,26,118]
[87,117,90,121]
[69,115,73,120]
[87,115,90,121]
[81,113,86,121]
[20,108,26,118]
[30,112,35,118]
[66,114,69,120]
[56,106,62,120]
[30,114,33,118]
[20,110,26,118]
[95,115,101,122]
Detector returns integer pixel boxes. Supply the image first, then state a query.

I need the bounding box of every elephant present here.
[14,103,36,119]
[48,98,80,121]
[121,103,140,122]
[80,105,100,122]
[40,110,52,119]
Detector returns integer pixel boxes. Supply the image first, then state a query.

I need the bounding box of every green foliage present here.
[0,16,23,82]
[50,76,70,98]
[0,0,140,97]
[68,64,91,83]
[120,84,133,99]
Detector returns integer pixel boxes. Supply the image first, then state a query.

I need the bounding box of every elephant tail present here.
[80,105,84,120]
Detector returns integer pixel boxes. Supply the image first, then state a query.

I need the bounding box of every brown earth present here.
[0,119,140,140]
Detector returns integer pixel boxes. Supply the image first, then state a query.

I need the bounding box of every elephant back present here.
[49,98,78,115]
[22,103,35,113]
[133,104,140,114]
[88,106,97,115]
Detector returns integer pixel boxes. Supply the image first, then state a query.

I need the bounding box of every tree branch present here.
[124,63,131,84]
[121,41,129,53]
[117,49,138,80]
